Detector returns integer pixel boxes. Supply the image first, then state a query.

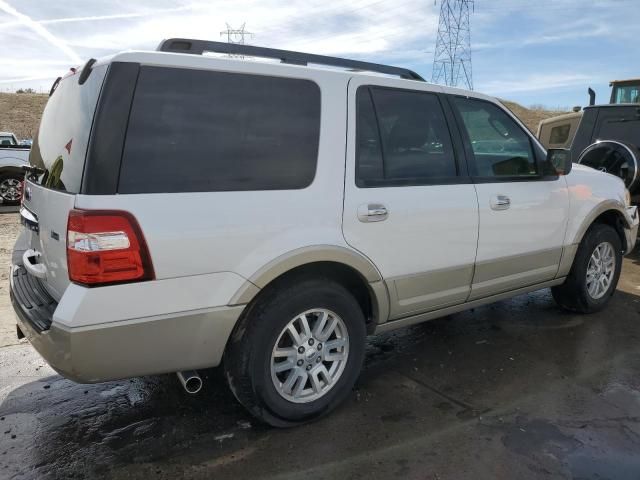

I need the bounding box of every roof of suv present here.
[91,39,497,108]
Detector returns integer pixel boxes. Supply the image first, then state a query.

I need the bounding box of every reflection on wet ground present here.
[1,253,639,479]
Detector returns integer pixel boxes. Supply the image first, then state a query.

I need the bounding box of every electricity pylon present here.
[431,0,474,90]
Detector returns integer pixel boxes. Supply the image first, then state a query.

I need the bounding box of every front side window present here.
[452,97,537,178]
[119,67,321,193]
[356,86,457,187]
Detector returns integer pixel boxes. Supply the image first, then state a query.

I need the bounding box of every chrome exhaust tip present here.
[176,370,202,394]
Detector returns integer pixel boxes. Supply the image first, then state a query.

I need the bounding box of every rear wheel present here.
[552,224,622,313]
[224,277,366,427]
[0,173,23,206]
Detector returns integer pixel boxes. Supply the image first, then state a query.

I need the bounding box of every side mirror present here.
[547,148,572,175]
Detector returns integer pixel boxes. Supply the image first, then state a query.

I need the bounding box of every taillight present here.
[67,209,154,286]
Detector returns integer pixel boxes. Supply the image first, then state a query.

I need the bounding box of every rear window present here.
[29,66,107,193]
[118,66,321,193]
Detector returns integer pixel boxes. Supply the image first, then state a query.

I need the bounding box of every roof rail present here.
[156,38,425,82]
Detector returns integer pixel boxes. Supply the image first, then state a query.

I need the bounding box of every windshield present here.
[612,84,640,104]
[29,65,107,193]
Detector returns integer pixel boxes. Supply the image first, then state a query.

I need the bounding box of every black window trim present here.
[446,94,560,184]
[354,84,472,189]
[82,62,140,195]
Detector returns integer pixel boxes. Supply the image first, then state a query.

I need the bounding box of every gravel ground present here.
[0,213,22,348]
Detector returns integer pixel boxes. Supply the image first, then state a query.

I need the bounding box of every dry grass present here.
[0,92,48,140]
[500,99,567,134]
[0,92,565,142]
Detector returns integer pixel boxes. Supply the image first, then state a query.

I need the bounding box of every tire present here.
[224,276,366,427]
[0,172,23,206]
[552,223,622,313]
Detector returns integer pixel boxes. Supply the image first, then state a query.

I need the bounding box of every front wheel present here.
[224,277,366,427]
[552,223,622,313]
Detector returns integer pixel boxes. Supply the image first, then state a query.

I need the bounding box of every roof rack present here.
[156,38,425,82]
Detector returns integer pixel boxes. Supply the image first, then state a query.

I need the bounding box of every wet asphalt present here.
[0,249,639,480]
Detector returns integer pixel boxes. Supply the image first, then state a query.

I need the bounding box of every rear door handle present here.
[357,204,388,222]
[490,195,511,211]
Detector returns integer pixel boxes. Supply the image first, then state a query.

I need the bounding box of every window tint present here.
[356,87,457,187]
[549,124,571,145]
[452,97,537,178]
[119,67,321,193]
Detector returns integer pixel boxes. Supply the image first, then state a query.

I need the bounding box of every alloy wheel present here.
[270,309,349,403]
[586,241,616,300]
[0,178,22,203]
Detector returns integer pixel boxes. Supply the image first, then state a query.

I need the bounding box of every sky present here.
[0,0,637,109]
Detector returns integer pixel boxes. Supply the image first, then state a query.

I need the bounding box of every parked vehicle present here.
[538,83,640,194]
[0,131,19,146]
[571,104,640,195]
[609,78,640,104]
[11,40,639,427]
[537,109,582,149]
[0,131,29,205]
[539,80,640,150]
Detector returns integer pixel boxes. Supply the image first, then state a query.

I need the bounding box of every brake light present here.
[67,209,154,286]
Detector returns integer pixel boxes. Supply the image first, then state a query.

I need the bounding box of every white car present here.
[11,39,639,427]
[0,131,29,205]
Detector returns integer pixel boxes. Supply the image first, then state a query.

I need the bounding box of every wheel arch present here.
[0,165,26,176]
[229,246,389,332]
[572,201,630,253]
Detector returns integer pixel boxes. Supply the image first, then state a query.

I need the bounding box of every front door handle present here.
[490,195,511,211]
[357,204,388,222]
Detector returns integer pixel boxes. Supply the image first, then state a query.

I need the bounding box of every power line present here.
[431,0,474,90]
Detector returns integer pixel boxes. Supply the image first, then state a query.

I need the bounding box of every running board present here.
[375,278,566,333]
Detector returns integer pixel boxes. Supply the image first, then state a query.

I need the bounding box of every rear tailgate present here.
[21,184,77,300]
[21,64,108,301]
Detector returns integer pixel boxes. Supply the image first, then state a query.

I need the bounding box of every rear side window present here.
[549,124,571,145]
[29,65,108,193]
[452,97,537,178]
[119,67,321,193]
[356,86,457,187]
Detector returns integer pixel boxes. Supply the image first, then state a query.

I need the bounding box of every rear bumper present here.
[13,293,243,383]
[10,237,245,383]
[624,206,639,254]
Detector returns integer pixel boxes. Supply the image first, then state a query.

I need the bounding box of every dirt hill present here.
[0,92,565,141]
[500,100,567,134]
[0,92,48,139]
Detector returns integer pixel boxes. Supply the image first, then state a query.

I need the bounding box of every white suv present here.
[11,39,639,426]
